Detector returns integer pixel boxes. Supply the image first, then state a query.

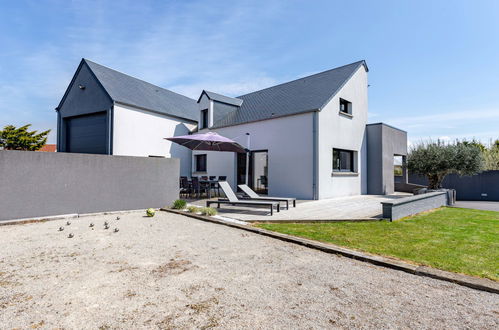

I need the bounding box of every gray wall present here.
[382,191,448,221]
[366,123,407,195]
[409,171,499,201]
[57,61,113,153]
[0,151,179,221]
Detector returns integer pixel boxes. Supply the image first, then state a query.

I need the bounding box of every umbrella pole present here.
[245,133,250,186]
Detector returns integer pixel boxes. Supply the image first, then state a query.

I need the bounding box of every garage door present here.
[65,112,108,154]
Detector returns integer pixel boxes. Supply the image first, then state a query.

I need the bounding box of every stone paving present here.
[189,193,410,221]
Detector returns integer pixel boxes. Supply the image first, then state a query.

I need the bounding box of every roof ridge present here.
[82,58,196,102]
[205,90,242,100]
[238,60,366,98]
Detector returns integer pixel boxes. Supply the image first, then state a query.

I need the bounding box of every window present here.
[195,154,207,172]
[333,149,354,172]
[200,109,208,129]
[339,98,352,115]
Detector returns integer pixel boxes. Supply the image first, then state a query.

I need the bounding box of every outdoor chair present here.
[191,177,209,198]
[238,184,296,209]
[180,177,191,198]
[208,176,218,196]
[207,181,279,216]
[211,176,227,197]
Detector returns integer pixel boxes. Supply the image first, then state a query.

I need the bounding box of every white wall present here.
[194,112,315,199]
[112,103,196,176]
[317,65,368,198]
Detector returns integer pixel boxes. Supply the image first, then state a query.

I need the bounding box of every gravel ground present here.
[0,211,498,329]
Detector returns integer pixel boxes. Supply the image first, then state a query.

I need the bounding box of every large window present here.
[339,98,352,115]
[195,154,207,172]
[333,149,354,172]
[200,109,208,129]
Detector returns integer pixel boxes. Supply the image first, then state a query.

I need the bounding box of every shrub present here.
[171,199,187,210]
[199,207,217,216]
[187,206,200,213]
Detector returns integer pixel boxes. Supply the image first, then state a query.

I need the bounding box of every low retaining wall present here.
[381,191,449,221]
[0,150,179,221]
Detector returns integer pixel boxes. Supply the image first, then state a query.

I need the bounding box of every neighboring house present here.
[56,59,407,199]
[38,144,57,152]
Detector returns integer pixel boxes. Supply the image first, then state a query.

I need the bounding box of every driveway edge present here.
[162,208,499,295]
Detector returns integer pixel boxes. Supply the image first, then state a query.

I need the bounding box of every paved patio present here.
[189,193,410,222]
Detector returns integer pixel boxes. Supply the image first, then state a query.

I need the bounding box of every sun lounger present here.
[238,184,296,209]
[207,181,280,215]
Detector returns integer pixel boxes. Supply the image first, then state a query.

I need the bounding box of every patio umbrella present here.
[166,132,250,185]
[165,132,247,153]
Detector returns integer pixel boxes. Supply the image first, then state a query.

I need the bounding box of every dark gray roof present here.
[212,60,367,128]
[84,59,198,122]
[198,90,243,106]
[213,102,239,124]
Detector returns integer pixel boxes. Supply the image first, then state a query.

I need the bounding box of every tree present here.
[482,139,499,170]
[0,124,51,151]
[407,140,483,189]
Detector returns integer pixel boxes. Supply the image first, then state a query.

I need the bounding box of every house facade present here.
[56,59,407,199]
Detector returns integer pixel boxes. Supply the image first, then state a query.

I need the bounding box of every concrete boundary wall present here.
[409,171,499,201]
[0,150,179,221]
[381,191,448,221]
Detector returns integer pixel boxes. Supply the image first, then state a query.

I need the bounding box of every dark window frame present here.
[339,98,352,115]
[333,148,355,172]
[200,109,208,129]
[195,154,207,172]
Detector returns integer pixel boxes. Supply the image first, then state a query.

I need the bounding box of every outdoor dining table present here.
[199,180,220,199]
[183,179,221,199]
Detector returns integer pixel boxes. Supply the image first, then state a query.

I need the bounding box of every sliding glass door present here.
[236,150,268,194]
[252,151,268,194]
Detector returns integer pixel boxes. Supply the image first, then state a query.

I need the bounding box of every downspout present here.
[55,109,61,151]
[312,111,319,200]
[108,103,114,155]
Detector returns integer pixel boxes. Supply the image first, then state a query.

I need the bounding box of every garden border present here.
[162,208,499,294]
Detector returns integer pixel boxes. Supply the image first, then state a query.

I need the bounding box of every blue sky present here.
[1,0,498,145]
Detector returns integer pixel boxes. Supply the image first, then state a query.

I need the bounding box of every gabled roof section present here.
[82,59,198,122]
[197,90,243,107]
[212,60,367,128]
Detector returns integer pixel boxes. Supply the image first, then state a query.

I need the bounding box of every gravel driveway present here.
[0,211,497,329]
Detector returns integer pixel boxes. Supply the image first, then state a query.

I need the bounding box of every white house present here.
[56,59,407,199]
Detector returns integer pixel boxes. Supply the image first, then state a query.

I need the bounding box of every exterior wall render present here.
[112,103,196,176]
[317,66,369,198]
[56,62,113,153]
[0,150,179,221]
[194,112,315,199]
[366,123,407,194]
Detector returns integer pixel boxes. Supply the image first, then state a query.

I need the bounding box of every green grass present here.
[256,207,499,281]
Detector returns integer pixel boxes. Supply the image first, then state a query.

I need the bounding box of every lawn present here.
[256,207,499,281]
